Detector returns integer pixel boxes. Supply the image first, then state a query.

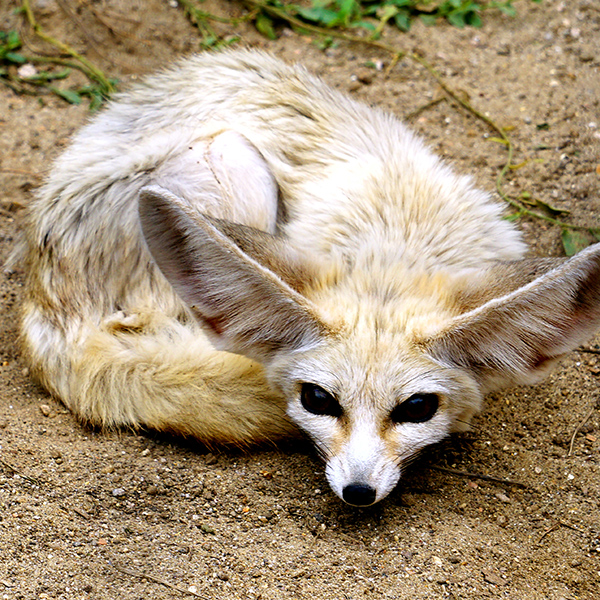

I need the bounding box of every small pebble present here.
[290,568,307,578]
[355,68,374,85]
[199,523,215,534]
[17,64,37,79]
[482,569,507,586]
[112,488,126,497]
[39,404,52,417]
[204,453,218,465]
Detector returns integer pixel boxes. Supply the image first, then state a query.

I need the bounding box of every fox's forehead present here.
[313,267,464,339]
[277,308,458,406]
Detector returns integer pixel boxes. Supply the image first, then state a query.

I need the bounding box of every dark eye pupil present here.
[391,393,439,424]
[300,383,342,418]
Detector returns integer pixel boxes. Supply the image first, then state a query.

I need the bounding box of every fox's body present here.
[15,51,600,505]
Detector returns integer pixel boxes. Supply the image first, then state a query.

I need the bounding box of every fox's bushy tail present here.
[20,305,298,446]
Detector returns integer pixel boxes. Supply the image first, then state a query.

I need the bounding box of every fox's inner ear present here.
[138,185,329,363]
[455,257,567,312]
[426,244,600,392]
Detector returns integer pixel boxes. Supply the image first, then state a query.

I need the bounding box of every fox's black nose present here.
[342,483,377,506]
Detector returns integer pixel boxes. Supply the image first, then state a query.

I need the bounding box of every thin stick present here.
[0,457,42,485]
[111,563,209,599]
[0,168,40,178]
[537,520,586,544]
[577,348,600,355]
[432,465,530,489]
[404,96,446,120]
[567,406,596,457]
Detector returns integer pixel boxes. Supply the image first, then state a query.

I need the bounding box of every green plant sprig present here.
[252,1,544,36]
[178,0,242,48]
[20,0,114,98]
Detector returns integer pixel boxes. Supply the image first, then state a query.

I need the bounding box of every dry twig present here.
[537,520,586,544]
[0,457,42,485]
[432,465,530,489]
[567,405,596,457]
[111,562,209,599]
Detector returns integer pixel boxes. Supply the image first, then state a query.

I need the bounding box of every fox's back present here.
[28,50,524,287]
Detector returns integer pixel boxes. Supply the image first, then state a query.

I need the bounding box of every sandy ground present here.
[0,0,599,598]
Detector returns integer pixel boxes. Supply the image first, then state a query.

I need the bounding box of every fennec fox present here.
[14,50,600,506]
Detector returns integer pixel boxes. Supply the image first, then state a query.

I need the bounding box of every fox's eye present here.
[300,383,343,418]
[390,393,439,424]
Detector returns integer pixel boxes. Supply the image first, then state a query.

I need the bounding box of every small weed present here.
[0,29,116,108]
[178,0,241,48]
[250,1,543,38]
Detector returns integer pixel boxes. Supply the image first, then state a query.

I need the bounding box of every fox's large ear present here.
[138,185,329,363]
[426,244,600,392]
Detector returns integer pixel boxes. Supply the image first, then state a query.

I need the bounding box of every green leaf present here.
[5,51,27,64]
[534,198,570,216]
[351,20,375,30]
[465,11,482,27]
[447,12,466,28]
[7,30,21,50]
[503,212,522,222]
[26,68,71,82]
[296,6,339,26]
[50,87,82,105]
[394,10,412,31]
[337,0,358,25]
[591,229,600,242]
[420,14,438,26]
[88,91,104,111]
[496,4,517,17]
[255,13,277,39]
[561,229,590,257]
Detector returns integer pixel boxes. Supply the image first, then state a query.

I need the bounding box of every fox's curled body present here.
[16,51,600,505]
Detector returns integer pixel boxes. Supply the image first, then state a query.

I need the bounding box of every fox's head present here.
[139,185,600,506]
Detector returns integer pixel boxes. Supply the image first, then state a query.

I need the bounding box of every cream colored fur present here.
[13,50,600,505]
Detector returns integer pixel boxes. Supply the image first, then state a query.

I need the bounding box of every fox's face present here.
[268,302,483,506]
[139,185,600,506]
